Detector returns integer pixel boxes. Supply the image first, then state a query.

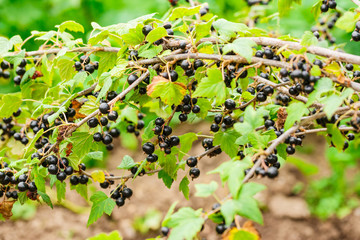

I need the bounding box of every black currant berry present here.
[189,167,200,179]
[266,166,278,178]
[87,117,99,128]
[142,142,155,154]
[99,102,110,114]
[186,157,198,167]
[116,197,125,207]
[142,25,153,36]
[70,176,80,185]
[108,111,118,121]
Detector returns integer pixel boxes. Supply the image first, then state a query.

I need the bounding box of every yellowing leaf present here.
[147,76,187,106]
[58,20,84,33]
[91,170,106,183]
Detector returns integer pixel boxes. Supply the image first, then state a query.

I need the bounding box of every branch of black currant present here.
[88,144,222,181]
[352,0,360,7]
[252,76,323,108]
[76,82,98,98]
[294,126,357,136]
[198,37,360,66]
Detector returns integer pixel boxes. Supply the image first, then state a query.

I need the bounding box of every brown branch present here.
[253,76,323,108]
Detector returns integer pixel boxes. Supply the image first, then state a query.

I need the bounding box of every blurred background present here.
[1,0,360,239]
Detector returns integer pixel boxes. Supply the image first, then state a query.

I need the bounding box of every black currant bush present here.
[1,0,360,239]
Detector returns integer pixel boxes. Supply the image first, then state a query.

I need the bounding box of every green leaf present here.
[214,130,240,158]
[300,31,318,47]
[70,184,88,200]
[236,197,263,225]
[138,44,163,59]
[232,230,258,240]
[87,231,122,240]
[56,181,66,202]
[179,176,190,200]
[212,19,249,41]
[223,38,256,63]
[117,155,136,170]
[221,200,238,226]
[166,207,205,240]
[96,52,118,75]
[4,50,25,67]
[169,6,202,20]
[193,68,227,105]
[84,151,104,161]
[57,58,76,81]
[0,94,22,118]
[284,102,307,130]
[327,124,346,151]
[323,88,353,119]
[238,182,266,199]
[0,37,12,55]
[287,156,319,176]
[38,191,53,208]
[179,132,198,160]
[195,18,215,42]
[310,65,321,76]
[58,20,84,33]
[158,151,178,177]
[278,0,301,17]
[87,191,116,226]
[96,73,113,103]
[23,128,44,158]
[311,1,322,20]
[145,27,167,44]
[158,170,174,189]
[195,98,212,119]
[335,12,357,32]
[79,95,98,116]
[68,132,101,167]
[122,24,144,45]
[148,78,187,106]
[195,181,218,198]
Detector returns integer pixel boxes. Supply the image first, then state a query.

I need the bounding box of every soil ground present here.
[0,124,360,240]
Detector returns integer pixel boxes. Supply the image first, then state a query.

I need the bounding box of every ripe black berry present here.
[127,74,138,85]
[28,182,37,192]
[266,166,278,178]
[99,102,110,114]
[80,55,90,64]
[214,114,222,124]
[17,182,28,192]
[163,126,172,136]
[186,157,197,167]
[169,136,180,146]
[179,113,187,122]
[161,227,170,236]
[257,92,267,102]
[215,224,227,234]
[108,111,118,121]
[48,164,58,175]
[155,117,165,126]
[65,166,74,175]
[116,197,125,207]
[79,175,89,184]
[142,25,153,36]
[93,132,103,142]
[180,60,191,70]
[102,134,113,145]
[210,123,220,132]
[189,167,200,179]
[70,175,79,185]
[142,142,155,154]
[122,187,133,198]
[286,145,295,155]
[224,99,236,110]
[57,172,67,181]
[146,154,158,163]
[87,117,99,128]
